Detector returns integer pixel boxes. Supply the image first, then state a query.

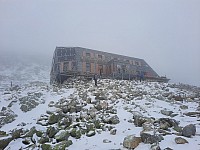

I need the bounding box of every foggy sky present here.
[0,0,200,86]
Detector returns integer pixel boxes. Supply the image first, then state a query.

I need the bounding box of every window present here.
[135,61,140,66]
[71,62,77,71]
[57,50,61,56]
[86,62,91,72]
[63,62,69,72]
[99,65,103,75]
[98,54,102,59]
[86,52,91,58]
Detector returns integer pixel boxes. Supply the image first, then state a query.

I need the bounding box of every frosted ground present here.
[0,58,200,150]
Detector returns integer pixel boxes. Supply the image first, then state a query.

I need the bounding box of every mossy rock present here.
[75,130,82,139]
[36,131,43,137]
[94,120,101,129]
[0,130,7,136]
[12,129,23,139]
[53,140,72,150]
[41,144,52,150]
[25,126,37,137]
[48,114,59,125]
[70,128,77,138]
[86,123,95,132]
[39,136,49,144]
[0,137,13,150]
[47,126,58,138]
[70,128,82,139]
[173,126,183,133]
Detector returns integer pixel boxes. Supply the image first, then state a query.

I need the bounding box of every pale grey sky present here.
[0,0,200,86]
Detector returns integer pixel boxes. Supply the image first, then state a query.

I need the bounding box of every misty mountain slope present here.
[0,79,199,150]
[0,53,51,89]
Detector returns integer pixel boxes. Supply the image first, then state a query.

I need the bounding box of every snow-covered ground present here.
[0,78,200,150]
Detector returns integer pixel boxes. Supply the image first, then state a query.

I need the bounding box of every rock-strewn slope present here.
[0,79,199,150]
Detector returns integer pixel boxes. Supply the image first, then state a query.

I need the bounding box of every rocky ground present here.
[0,79,200,150]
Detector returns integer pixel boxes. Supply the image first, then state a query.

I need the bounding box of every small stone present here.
[151,143,161,150]
[163,147,173,150]
[123,135,142,149]
[22,139,31,145]
[175,137,188,144]
[1,107,7,111]
[180,105,188,109]
[103,139,112,143]
[110,129,117,135]
[161,110,173,116]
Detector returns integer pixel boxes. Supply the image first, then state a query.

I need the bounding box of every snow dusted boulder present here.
[142,122,154,132]
[123,135,142,149]
[175,137,188,144]
[103,115,120,124]
[0,108,17,128]
[134,116,153,127]
[86,130,96,137]
[182,124,196,137]
[19,92,43,112]
[55,130,70,142]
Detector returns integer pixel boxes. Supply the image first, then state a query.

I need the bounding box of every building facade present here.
[50,47,169,84]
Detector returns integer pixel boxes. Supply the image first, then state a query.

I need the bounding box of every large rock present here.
[0,137,13,150]
[123,135,142,149]
[182,124,196,137]
[140,132,163,144]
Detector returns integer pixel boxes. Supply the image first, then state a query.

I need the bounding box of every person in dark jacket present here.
[94,74,98,86]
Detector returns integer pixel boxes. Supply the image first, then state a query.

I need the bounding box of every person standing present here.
[94,74,98,86]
